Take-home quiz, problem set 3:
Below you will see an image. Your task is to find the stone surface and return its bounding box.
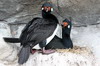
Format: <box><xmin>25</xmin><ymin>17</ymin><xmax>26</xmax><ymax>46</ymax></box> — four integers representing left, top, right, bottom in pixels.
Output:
<box><xmin>0</xmin><ymin>22</ymin><xmax>11</xmax><ymax>37</ymax></box>
<box><xmin>0</xmin><ymin>0</ymin><xmax>100</xmax><ymax>25</ymax></box>
<box><xmin>0</xmin><ymin>37</ymin><xmax>96</xmax><ymax>66</ymax></box>
<box><xmin>51</xmin><ymin>0</ymin><xmax>100</xmax><ymax>25</ymax></box>
<box><xmin>22</xmin><ymin>48</ymin><xmax>95</xmax><ymax>66</ymax></box>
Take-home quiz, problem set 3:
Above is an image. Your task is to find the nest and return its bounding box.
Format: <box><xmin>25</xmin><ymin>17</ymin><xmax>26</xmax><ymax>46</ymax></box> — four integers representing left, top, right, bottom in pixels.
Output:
<box><xmin>56</xmin><ymin>45</ymin><xmax>93</xmax><ymax>55</ymax></box>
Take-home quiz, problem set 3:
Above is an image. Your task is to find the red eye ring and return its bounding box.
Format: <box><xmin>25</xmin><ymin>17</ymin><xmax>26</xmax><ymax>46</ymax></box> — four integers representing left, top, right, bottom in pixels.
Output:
<box><xmin>43</xmin><ymin>6</ymin><xmax>51</xmax><ymax>11</ymax></box>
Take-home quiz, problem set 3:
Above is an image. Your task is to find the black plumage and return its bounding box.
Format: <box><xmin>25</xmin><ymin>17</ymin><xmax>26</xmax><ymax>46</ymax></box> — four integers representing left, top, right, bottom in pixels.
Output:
<box><xmin>62</xmin><ymin>19</ymin><xmax>73</xmax><ymax>49</ymax></box>
<box><xmin>20</xmin><ymin>18</ymin><xmax>58</xmax><ymax>47</ymax></box>
<box><xmin>45</xmin><ymin>19</ymin><xmax>73</xmax><ymax>49</ymax></box>
<box><xmin>3</xmin><ymin>37</ymin><xmax>20</xmax><ymax>43</ymax></box>
<box><xmin>18</xmin><ymin>3</ymin><xmax>58</xmax><ymax>64</ymax></box>
<box><xmin>45</xmin><ymin>36</ymin><xmax>66</xmax><ymax>49</ymax></box>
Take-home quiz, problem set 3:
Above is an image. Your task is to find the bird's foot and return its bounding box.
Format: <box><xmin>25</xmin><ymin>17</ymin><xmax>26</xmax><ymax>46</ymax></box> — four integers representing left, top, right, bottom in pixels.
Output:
<box><xmin>42</xmin><ymin>49</ymin><xmax>56</xmax><ymax>54</ymax></box>
<box><xmin>31</xmin><ymin>49</ymin><xmax>37</xmax><ymax>54</ymax></box>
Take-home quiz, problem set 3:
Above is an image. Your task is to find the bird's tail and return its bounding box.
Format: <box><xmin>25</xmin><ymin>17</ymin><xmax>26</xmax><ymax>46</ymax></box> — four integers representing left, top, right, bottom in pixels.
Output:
<box><xmin>18</xmin><ymin>46</ymin><xmax>30</xmax><ymax>64</ymax></box>
<box><xmin>3</xmin><ymin>37</ymin><xmax>20</xmax><ymax>43</ymax></box>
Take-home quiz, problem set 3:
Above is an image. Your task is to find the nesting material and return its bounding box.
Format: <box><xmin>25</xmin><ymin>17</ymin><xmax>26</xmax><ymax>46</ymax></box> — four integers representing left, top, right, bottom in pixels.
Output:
<box><xmin>56</xmin><ymin>46</ymin><xmax>92</xmax><ymax>54</ymax></box>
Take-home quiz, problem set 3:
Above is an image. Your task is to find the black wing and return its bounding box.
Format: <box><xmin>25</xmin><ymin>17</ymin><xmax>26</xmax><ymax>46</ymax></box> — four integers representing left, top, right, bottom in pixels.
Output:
<box><xmin>20</xmin><ymin>17</ymin><xmax>40</xmax><ymax>45</ymax></box>
<box><xmin>20</xmin><ymin>18</ymin><xmax>57</xmax><ymax>47</ymax></box>
<box><xmin>21</xmin><ymin>17</ymin><xmax>40</xmax><ymax>33</ymax></box>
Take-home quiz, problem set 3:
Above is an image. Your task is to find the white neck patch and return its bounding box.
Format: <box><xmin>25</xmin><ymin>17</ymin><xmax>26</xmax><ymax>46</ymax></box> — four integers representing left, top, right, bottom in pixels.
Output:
<box><xmin>68</xmin><ymin>25</ymin><xmax>70</xmax><ymax>28</ymax></box>
<box><xmin>46</xmin><ymin>24</ymin><xmax>59</xmax><ymax>44</ymax></box>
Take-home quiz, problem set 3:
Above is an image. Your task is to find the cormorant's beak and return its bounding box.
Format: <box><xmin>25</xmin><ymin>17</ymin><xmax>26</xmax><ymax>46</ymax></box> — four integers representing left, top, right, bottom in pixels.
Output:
<box><xmin>46</xmin><ymin>8</ymin><xmax>49</xmax><ymax>12</ymax></box>
<box><xmin>62</xmin><ymin>22</ymin><xmax>68</xmax><ymax>27</ymax></box>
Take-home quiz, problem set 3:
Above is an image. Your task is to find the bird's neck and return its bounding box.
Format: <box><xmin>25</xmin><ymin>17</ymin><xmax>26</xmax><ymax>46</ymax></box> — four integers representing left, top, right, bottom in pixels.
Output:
<box><xmin>62</xmin><ymin>29</ymin><xmax>71</xmax><ymax>38</ymax></box>
<box><xmin>63</xmin><ymin>33</ymin><xmax>70</xmax><ymax>38</ymax></box>
<box><xmin>42</xmin><ymin>11</ymin><xmax>50</xmax><ymax>18</ymax></box>
<box><xmin>42</xmin><ymin>11</ymin><xmax>58</xmax><ymax>23</ymax></box>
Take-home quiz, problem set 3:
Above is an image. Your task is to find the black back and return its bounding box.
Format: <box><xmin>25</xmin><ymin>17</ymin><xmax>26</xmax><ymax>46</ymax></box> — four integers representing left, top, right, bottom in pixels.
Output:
<box><xmin>20</xmin><ymin>13</ymin><xmax>58</xmax><ymax>47</ymax></box>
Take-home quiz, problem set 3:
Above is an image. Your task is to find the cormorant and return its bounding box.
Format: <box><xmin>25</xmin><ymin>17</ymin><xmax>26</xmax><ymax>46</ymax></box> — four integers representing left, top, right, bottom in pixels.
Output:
<box><xmin>45</xmin><ymin>18</ymin><xmax>73</xmax><ymax>49</ymax></box>
<box><xmin>62</xmin><ymin>19</ymin><xmax>73</xmax><ymax>48</ymax></box>
<box><xmin>4</xmin><ymin>2</ymin><xmax>59</xmax><ymax>64</ymax></box>
<box><xmin>19</xmin><ymin>2</ymin><xmax>59</xmax><ymax>64</ymax></box>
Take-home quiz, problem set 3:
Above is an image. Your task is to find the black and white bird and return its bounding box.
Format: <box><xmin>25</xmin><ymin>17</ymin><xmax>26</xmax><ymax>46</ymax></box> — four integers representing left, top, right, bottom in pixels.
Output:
<box><xmin>18</xmin><ymin>2</ymin><xmax>60</xmax><ymax>64</ymax></box>
<box><xmin>45</xmin><ymin>18</ymin><xmax>73</xmax><ymax>49</ymax></box>
<box><xmin>4</xmin><ymin>2</ymin><xmax>59</xmax><ymax>64</ymax></box>
<box><xmin>62</xmin><ymin>19</ymin><xmax>73</xmax><ymax>48</ymax></box>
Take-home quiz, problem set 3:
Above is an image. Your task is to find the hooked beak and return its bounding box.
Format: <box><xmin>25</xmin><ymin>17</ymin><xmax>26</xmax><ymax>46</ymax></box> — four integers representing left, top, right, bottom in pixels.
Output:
<box><xmin>62</xmin><ymin>22</ymin><xmax>68</xmax><ymax>27</ymax></box>
<box><xmin>46</xmin><ymin>8</ymin><xmax>49</xmax><ymax>12</ymax></box>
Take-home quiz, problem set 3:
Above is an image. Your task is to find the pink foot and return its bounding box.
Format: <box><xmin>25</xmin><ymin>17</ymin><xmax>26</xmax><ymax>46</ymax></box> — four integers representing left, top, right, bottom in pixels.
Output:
<box><xmin>42</xmin><ymin>49</ymin><xmax>56</xmax><ymax>54</ymax></box>
<box><xmin>31</xmin><ymin>49</ymin><xmax>37</xmax><ymax>54</ymax></box>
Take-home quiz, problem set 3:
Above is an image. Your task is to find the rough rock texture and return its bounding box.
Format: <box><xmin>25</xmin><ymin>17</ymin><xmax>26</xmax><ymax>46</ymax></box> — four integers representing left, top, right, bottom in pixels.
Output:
<box><xmin>22</xmin><ymin>48</ymin><xmax>95</xmax><ymax>66</ymax></box>
<box><xmin>0</xmin><ymin>0</ymin><xmax>100</xmax><ymax>66</ymax></box>
<box><xmin>71</xmin><ymin>24</ymin><xmax>100</xmax><ymax>66</ymax></box>
<box><xmin>0</xmin><ymin>0</ymin><xmax>100</xmax><ymax>25</ymax></box>
<box><xmin>51</xmin><ymin>0</ymin><xmax>100</xmax><ymax>25</ymax></box>
<box><xmin>0</xmin><ymin>37</ymin><xmax>96</xmax><ymax>66</ymax></box>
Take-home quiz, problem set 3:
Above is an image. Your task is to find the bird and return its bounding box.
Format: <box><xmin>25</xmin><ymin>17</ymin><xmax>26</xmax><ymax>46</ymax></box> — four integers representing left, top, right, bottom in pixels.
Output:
<box><xmin>4</xmin><ymin>2</ymin><xmax>59</xmax><ymax>64</ymax></box>
<box><xmin>61</xmin><ymin>19</ymin><xmax>73</xmax><ymax>49</ymax></box>
<box><xmin>45</xmin><ymin>18</ymin><xmax>73</xmax><ymax>49</ymax></box>
<box><xmin>4</xmin><ymin>18</ymin><xmax>73</xmax><ymax>50</ymax></box>
<box><xmin>18</xmin><ymin>2</ymin><xmax>59</xmax><ymax>64</ymax></box>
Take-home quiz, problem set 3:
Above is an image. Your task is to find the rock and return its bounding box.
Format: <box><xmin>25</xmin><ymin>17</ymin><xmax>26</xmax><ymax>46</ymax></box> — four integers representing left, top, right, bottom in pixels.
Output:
<box><xmin>0</xmin><ymin>0</ymin><xmax>100</xmax><ymax>25</ymax></box>
<box><xmin>24</xmin><ymin>52</ymin><xmax>94</xmax><ymax>66</ymax></box>
<box><xmin>0</xmin><ymin>38</ymin><xmax>96</xmax><ymax>66</ymax></box>
<box><xmin>51</xmin><ymin>0</ymin><xmax>100</xmax><ymax>25</ymax></box>
<box><xmin>0</xmin><ymin>22</ymin><xmax>11</xmax><ymax>37</ymax></box>
<box><xmin>0</xmin><ymin>35</ymin><xmax>18</xmax><ymax>66</ymax></box>
<box><xmin>71</xmin><ymin>24</ymin><xmax>100</xmax><ymax>65</ymax></box>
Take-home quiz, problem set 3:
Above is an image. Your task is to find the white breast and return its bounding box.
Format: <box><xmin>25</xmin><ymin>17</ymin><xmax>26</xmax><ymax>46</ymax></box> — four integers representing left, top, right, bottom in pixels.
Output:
<box><xmin>46</xmin><ymin>24</ymin><xmax>59</xmax><ymax>44</ymax></box>
<box><xmin>33</xmin><ymin>24</ymin><xmax>61</xmax><ymax>49</ymax></box>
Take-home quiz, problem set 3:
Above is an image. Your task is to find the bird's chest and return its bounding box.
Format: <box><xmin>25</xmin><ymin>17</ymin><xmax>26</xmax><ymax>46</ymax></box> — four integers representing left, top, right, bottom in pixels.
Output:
<box><xmin>46</xmin><ymin>24</ymin><xmax>59</xmax><ymax>44</ymax></box>
<box><xmin>33</xmin><ymin>24</ymin><xmax>60</xmax><ymax>49</ymax></box>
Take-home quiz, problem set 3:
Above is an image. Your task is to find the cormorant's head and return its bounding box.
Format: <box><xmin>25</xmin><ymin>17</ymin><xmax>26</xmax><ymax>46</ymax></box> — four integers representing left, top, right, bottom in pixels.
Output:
<box><xmin>62</xmin><ymin>19</ymin><xmax>72</xmax><ymax>28</ymax></box>
<box><xmin>41</xmin><ymin>2</ymin><xmax>53</xmax><ymax>12</ymax></box>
